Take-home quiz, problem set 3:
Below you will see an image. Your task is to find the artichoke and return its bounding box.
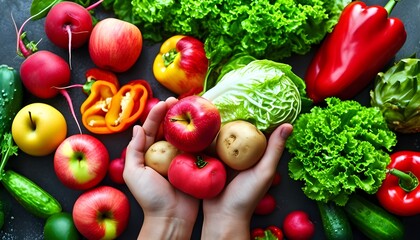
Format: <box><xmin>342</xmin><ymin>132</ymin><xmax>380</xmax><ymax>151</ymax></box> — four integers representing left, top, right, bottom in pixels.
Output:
<box><xmin>370</xmin><ymin>57</ymin><xmax>420</xmax><ymax>133</ymax></box>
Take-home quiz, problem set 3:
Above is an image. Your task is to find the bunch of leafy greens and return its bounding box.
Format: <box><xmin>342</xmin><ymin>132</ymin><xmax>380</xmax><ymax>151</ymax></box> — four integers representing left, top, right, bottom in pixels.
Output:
<box><xmin>286</xmin><ymin>98</ymin><xmax>397</xmax><ymax>206</ymax></box>
<box><xmin>201</xmin><ymin>57</ymin><xmax>311</xmax><ymax>133</ymax></box>
<box><xmin>101</xmin><ymin>0</ymin><xmax>351</xmax><ymax>67</ymax></box>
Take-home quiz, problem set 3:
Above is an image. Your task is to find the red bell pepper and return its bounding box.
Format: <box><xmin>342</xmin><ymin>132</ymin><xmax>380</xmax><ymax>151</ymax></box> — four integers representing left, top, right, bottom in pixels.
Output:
<box><xmin>251</xmin><ymin>226</ymin><xmax>284</xmax><ymax>240</ymax></box>
<box><xmin>376</xmin><ymin>151</ymin><xmax>420</xmax><ymax>216</ymax></box>
<box><xmin>305</xmin><ymin>0</ymin><xmax>406</xmax><ymax>103</ymax></box>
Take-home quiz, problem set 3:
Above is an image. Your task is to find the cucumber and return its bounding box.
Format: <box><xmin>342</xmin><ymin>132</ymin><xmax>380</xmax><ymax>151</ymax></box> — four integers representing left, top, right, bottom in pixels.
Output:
<box><xmin>344</xmin><ymin>194</ymin><xmax>404</xmax><ymax>240</ymax></box>
<box><xmin>1</xmin><ymin>170</ymin><xmax>62</xmax><ymax>219</ymax></box>
<box><xmin>0</xmin><ymin>65</ymin><xmax>23</xmax><ymax>136</ymax></box>
<box><xmin>317</xmin><ymin>201</ymin><xmax>353</xmax><ymax>240</ymax></box>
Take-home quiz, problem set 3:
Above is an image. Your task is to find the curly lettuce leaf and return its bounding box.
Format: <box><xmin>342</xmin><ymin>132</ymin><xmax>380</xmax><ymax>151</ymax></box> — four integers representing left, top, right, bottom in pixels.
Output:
<box><xmin>128</xmin><ymin>0</ymin><xmax>351</xmax><ymax>64</ymax></box>
<box><xmin>286</xmin><ymin>98</ymin><xmax>397</xmax><ymax>206</ymax></box>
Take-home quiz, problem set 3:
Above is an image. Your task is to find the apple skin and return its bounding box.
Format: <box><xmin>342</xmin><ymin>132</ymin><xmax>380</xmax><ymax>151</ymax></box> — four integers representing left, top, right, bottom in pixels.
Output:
<box><xmin>72</xmin><ymin>186</ymin><xmax>130</xmax><ymax>240</ymax></box>
<box><xmin>54</xmin><ymin>134</ymin><xmax>109</xmax><ymax>190</ymax></box>
<box><xmin>163</xmin><ymin>95</ymin><xmax>221</xmax><ymax>153</ymax></box>
<box><xmin>89</xmin><ymin>18</ymin><xmax>142</xmax><ymax>72</ymax></box>
<box><xmin>11</xmin><ymin>103</ymin><xmax>67</xmax><ymax>156</ymax></box>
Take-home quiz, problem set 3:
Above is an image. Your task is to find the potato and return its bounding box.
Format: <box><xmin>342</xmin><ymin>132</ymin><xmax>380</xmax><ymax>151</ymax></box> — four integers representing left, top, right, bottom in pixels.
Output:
<box><xmin>145</xmin><ymin>140</ymin><xmax>181</xmax><ymax>176</ymax></box>
<box><xmin>216</xmin><ymin>120</ymin><xmax>267</xmax><ymax>170</ymax></box>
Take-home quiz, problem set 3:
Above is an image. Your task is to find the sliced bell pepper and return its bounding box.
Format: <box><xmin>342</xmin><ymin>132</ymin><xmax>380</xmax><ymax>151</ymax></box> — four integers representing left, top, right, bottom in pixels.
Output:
<box><xmin>83</xmin><ymin>68</ymin><xmax>119</xmax><ymax>95</ymax></box>
<box><xmin>80</xmin><ymin>80</ymin><xmax>149</xmax><ymax>134</ymax></box>
<box><xmin>305</xmin><ymin>0</ymin><xmax>406</xmax><ymax>103</ymax></box>
<box><xmin>153</xmin><ymin>35</ymin><xmax>208</xmax><ymax>96</ymax></box>
<box><xmin>376</xmin><ymin>151</ymin><xmax>420</xmax><ymax>216</ymax></box>
<box><xmin>251</xmin><ymin>226</ymin><xmax>283</xmax><ymax>240</ymax></box>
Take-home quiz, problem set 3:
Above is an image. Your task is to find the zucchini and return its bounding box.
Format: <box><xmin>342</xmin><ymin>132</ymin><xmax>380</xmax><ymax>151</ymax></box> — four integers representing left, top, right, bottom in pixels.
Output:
<box><xmin>1</xmin><ymin>170</ymin><xmax>62</xmax><ymax>219</ymax></box>
<box><xmin>317</xmin><ymin>201</ymin><xmax>352</xmax><ymax>240</ymax></box>
<box><xmin>0</xmin><ymin>65</ymin><xmax>23</xmax><ymax>136</ymax></box>
<box><xmin>344</xmin><ymin>194</ymin><xmax>404</xmax><ymax>240</ymax></box>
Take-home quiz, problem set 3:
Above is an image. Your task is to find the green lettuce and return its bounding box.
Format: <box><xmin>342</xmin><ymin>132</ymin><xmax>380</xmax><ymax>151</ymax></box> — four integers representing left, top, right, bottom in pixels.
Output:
<box><xmin>126</xmin><ymin>0</ymin><xmax>351</xmax><ymax>66</ymax></box>
<box><xmin>286</xmin><ymin>98</ymin><xmax>397</xmax><ymax>206</ymax></box>
<box><xmin>201</xmin><ymin>59</ymin><xmax>311</xmax><ymax>133</ymax></box>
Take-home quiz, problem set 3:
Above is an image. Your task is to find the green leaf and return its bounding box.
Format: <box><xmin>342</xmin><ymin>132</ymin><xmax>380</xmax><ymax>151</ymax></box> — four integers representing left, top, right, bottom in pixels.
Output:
<box><xmin>30</xmin><ymin>0</ymin><xmax>61</xmax><ymax>20</ymax></box>
<box><xmin>0</xmin><ymin>133</ymin><xmax>18</xmax><ymax>176</ymax></box>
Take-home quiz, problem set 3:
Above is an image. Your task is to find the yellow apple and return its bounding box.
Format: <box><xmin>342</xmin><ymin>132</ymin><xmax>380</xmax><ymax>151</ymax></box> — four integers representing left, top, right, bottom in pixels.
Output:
<box><xmin>12</xmin><ymin>103</ymin><xmax>67</xmax><ymax>156</ymax></box>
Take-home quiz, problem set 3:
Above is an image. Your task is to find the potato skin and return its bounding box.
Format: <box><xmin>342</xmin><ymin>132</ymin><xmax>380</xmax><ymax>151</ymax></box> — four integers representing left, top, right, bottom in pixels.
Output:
<box><xmin>145</xmin><ymin>140</ymin><xmax>181</xmax><ymax>176</ymax></box>
<box><xmin>216</xmin><ymin>120</ymin><xmax>267</xmax><ymax>170</ymax></box>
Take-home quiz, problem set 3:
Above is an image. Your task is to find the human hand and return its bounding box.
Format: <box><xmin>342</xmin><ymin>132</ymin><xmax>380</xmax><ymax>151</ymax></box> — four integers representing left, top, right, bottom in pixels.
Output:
<box><xmin>124</xmin><ymin>97</ymin><xmax>199</xmax><ymax>240</ymax></box>
<box><xmin>200</xmin><ymin>123</ymin><xmax>293</xmax><ymax>240</ymax></box>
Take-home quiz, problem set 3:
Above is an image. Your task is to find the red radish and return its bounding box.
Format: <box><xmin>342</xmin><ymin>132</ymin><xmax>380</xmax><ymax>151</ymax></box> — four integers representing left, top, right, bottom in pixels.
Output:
<box><xmin>45</xmin><ymin>2</ymin><xmax>93</xmax><ymax>49</ymax></box>
<box><xmin>44</xmin><ymin>0</ymin><xmax>103</xmax><ymax>68</ymax></box>
<box><xmin>108</xmin><ymin>148</ymin><xmax>127</xmax><ymax>184</ymax></box>
<box><xmin>13</xmin><ymin>14</ymin><xmax>81</xmax><ymax>134</ymax></box>
<box><xmin>283</xmin><ymin>210</ymin><xmax>315</xmax><ymax>240</ymax></box>
<box><xmin>271</xmin><ymin>171</ymin><xmax>281</xmax><ymax>187</ymax></box>
<box><xmin>254</xmin><ymin>193</ymin><xmax>277</xmax><ymax>215</ymax></box>
<box><xmin>20</xmin><ymin>50</ymin><xmax>70</xmax><ymax>98</ymax></box>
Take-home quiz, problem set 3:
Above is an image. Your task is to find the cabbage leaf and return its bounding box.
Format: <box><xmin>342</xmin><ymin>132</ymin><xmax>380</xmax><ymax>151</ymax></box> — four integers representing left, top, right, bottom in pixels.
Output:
<box><xmin>202</xmin><ymin>59</ymin><xmax>310</xmax><ymax>133</ymax></box>
<box><xmin>286</xmin><ymin>98</ymin><xmax>397</xmax><ymax>206</ymax></box>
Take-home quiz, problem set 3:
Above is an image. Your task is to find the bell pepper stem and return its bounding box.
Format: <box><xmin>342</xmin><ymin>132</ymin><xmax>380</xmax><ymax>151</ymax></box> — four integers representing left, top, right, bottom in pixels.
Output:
<box><xmin>163</xmin><ymin>49</ymin><xmax>178</xmax><ymax>67</ymax></box>
<box><xmin>384</xmin><ymin>0</ymin><xmax>400</xmax><ymax>15</ymax></box>
<box><xmin>388</xmin><ymin>168</ymin><xmax>419</xmax><ymax>192</ymax></box>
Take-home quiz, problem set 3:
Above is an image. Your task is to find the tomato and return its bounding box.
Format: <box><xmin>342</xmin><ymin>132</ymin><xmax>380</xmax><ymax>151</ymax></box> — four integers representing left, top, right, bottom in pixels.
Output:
<box><xmin>168</xmin><ymin>153</ymin><xmax>226</xmax><ymax>199</ymax></box>
<box><xmin>44</xmin><ymin>212</ymin><xmax>80</xmax><ymax>240</ymax></box>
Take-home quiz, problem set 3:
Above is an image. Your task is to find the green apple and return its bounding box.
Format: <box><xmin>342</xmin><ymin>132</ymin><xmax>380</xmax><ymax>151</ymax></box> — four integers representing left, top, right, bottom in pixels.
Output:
<box><xmin>12</xmin><ymin>103</ymin><xmax>67</xmax><ymax>156</ymax></box>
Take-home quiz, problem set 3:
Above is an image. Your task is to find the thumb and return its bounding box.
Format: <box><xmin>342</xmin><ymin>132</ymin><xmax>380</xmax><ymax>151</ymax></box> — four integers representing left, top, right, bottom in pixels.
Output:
<box><xmin>255</xmin><ymin>123</ymin><xmax>293</xmax><ymax>174</ymax></box>
<box><xmin>125</xmin><ymin>125</ymin><xmax>147</xmax><ymax>171</ymax></box>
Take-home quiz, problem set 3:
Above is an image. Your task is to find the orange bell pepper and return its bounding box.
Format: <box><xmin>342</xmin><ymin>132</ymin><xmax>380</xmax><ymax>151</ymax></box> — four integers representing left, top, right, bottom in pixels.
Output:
<box><xmin>80</xmin><ymin>80</ymin><xmax>149</xmax><ymax>134</ymax></box>
<box><xmin>83</xmin><ymin>68</ymin><xmax>120</xmax><ymax>95</ymax></box>
<box><xmin>153</xmin><ymin>35</ymin><xmax>208</xmax><ymax>95</ymax></box>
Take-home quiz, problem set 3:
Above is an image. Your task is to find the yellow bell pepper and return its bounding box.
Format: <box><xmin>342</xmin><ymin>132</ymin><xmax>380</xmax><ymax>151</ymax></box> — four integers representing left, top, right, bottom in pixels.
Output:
<box><xmin>153</xmin><ymin>35</ymin><xmax>209</xmax><ymax>95</ymax></box>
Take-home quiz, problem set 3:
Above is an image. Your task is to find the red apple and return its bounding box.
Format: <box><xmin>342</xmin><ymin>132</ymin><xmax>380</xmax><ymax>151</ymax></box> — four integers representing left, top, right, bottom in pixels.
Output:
<box><xmin>89</xmin><ymin>18</ymin><xmax>143</xmax><ymax>72</ymax></box>
<box><xmin>163</xmin><ymin>95</ymin><xmax>221</xmax><ymax>153</ymax></box>
<box><xmin>54</xmin><ymin>134</ymin><xmax>109</xmax><ymax>190</ymax></box>
<box><xmin>72</xmin><ymin>186</ymin><xmax>130</xmax><ymax>240</ymax></box>
<box><xmin>283</xmin><ymin>210</ymin><xmax>315</xmax><ymax>240</ymax></box>
<box><xmin>108</xmin><ymin>148</ymin><xmax>126</xmax><ymax>184</ymax></box>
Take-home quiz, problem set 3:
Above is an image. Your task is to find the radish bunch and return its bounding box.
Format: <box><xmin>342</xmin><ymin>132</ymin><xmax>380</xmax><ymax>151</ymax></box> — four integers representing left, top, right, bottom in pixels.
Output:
<box><xmin>14</xmin><ymin>1</ymin><xmax>103</xmax><ymax>134</ymax></box>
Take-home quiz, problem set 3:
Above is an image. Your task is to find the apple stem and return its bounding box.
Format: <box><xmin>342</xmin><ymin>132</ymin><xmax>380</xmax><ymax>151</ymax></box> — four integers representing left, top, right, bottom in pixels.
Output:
<box><xmin>28</xmin><ymin>111</ymin><xmax>36</xmax><ymax>130</ymax></box>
